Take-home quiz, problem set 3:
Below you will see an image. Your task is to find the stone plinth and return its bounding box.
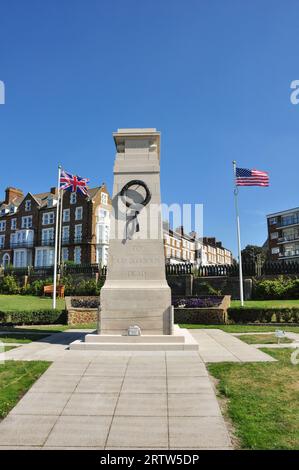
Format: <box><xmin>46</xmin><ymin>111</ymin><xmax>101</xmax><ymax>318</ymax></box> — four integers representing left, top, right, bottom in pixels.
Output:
<box><xmin>99</xmin><ymin>128</ymin><xmax>172</xmax><ymax>336</ymax></box>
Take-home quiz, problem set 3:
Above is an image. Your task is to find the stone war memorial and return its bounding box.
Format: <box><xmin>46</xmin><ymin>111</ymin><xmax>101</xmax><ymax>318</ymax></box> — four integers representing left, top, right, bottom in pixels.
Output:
<box><xmin>71</xmin><ymin>128</ymin><xmax>197</xmax><ymax>350</ymax></box>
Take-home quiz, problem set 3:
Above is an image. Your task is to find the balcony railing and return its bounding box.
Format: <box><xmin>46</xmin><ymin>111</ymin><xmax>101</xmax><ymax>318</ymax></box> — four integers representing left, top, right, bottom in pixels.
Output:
<box><xmin>40</xmin><ymin>238</ymin><xmax>55</xmax><ymax>247</ymax></box>
<box><xmin>10</xmin><ymin>241</ymin><xmax>34</xmax><ymax>249</ymax></box>
<box><xmin>277</xmin><ymin>234</ymin><xmax>299</xmax><ymax>243</ymax></box>
<box><xmin>278</xmin><ymin>217</ymin><xmax>299</xmax><ymax>228</ymax></box>
<box><xmin>279</xmin><ymin>249</ymin><xmax>299</xmax><ymax>258</ymax></box>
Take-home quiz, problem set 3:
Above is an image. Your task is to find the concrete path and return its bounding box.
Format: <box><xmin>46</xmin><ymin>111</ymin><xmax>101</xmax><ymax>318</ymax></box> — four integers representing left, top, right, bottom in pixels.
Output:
<box><xmin>189</xmin><ymin>329</ymin><xmax>277</xmax><ymax>362</ymax></box>
<box><xmin>0</xmin><ymin>350</ymin><xmax>232</xmax><ymax>450</ymax></box>
<box><xmin>0</xmin><ymin>328</ymin><xmax>277</xmax><ymax>449</ymax></box>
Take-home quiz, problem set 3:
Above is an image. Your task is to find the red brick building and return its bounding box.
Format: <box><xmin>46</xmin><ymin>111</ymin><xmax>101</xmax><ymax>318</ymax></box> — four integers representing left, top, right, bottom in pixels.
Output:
<box><xmin>0</xmin><ymin>185</ymin><xmax>111</xmax><ymax>268</ymax></box>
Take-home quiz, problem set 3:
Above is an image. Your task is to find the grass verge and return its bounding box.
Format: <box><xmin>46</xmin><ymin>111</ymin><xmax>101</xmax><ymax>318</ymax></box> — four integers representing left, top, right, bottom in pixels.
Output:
<box><xmin>238</xmin><ymin>334</ymin><xmax>293</xmax><ymax>345</ymax></box>
<box><xmin>0</xmin><ymin>360</ymin><xmax>50</xmax><ymax>420</ymax></box>
<box><xmin>0</xmin><ymin>295</ymin><xmax>65</xmax><ymax>311</ymax></box>
<box><xmin>180</xmin><ymin>324</ymin><xmax>299</xmax><ymax>333</ymax></box>
<box><xmin>231</xmin><ymin>299</ymin><xmax>299</xmax><ymax>309</ymax></box>
<box><xmin>208</xmin><ymin>348</ymin><xmax>299</xmax><ymax>449</ymax></box>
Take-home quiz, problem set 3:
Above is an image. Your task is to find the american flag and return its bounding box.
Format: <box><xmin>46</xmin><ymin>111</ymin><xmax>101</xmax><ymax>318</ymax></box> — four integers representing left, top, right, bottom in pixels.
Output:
<box><xmin>60</xmin><ymin>169</ymin><xmax>89</xmax><ymax>196</ymax></box>
<box><xmin>235</xmin><ymin>168</ymin><xmax>269</xmax><ymax>187</ymax></box>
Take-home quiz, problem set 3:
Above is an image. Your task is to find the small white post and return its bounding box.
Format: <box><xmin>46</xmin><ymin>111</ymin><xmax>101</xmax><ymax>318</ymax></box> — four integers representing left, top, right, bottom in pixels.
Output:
<box><xmin>233</xmin><ymin>161</ymin><xmax>244</xmax><ymax>306</ymax></box>
<box><xmin>53</xmin><ymin>165</ymin><xmax>61</xmax><ymax>309</ymax></box>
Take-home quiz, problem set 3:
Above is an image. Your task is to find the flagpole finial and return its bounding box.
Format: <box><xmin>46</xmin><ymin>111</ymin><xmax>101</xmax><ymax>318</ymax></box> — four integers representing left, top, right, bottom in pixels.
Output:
<box><xmin>58</xmin><ymin>164</ymin><xmax>62</xmax><ymax>169</ymax></box>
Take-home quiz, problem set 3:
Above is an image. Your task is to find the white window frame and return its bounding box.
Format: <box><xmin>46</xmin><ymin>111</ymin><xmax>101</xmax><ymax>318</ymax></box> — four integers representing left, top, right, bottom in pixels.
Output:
<box><xmin>75</xmin><ymin>224</ymin><xmax>82</xmax><ymax>241</ymax></box>
<box><xmin>0</xmin><ymin>234</ymin><xmax>5</xmax><ymax>248</ymax></box>
<box><xmin>75</xmin><ymin>206</ymin><xmax>83</xmax><ymax>220</ymax></box>
<box><xmin>42</xmin><ymin>211</ymin><xmax>54</xmax><ymax>225</ymax></box>
<box><xmin>62</xmin><ymin>247</ymin><xmax>69</xmax><ymax>262</ymax></box>
<box><xmin>74</xmin><ymin>246</ymin><xmax>81</xmax><ymax>264</ymax></box>
<box><xmin>42</xmin><ymin>228</ymin><xmax>54</xmax><ymax>244</ymax></box>
<box><xmin>70</xmin><ymin>192</ymin><xmax>77</xmax><ymax>204</ymax></box>
<box><xmin>63</xmin><ymin>209</ymin><xmax>70</xmax><ymax>222</ymax></box>
<box><xmin>270</xmin><ymin>232</ymin><xmax>279</xmax><ymax>240</ymax></box>
<box><xmin>11</xmin><ymin>218</ymin><xmax>17</xmax><ymax>230</ymax></box>
<box><xmin>62</xmin><ymin>225</ymin><xmax>70</xmax><ymax>242</ymax></box>
<box><xmin>21</xmin><ymin>216</ymin><xmax>32</xmax><ymax>229</ymax></box>
<box><xmin>269</xmin><ymin>217</ymin><xmax>277</xmax><ymax>225</ymax></box>
<box><xmin>0</xmin><ymin>220</ymin><xmax>6</xmax><ymax>231</ymax></box>
<box><xmin>271</xmin><ymin>247</ymin><xmax>280</xmax><ymax>254</ymax></box>
<box><xmin>25</xmin><ymin>200</ymin><xmax>31</xmax><ymax>211</ymax></box>
<box><xmin>101</xmin><ymin>193</ymin><xmax>108</xmax><ymax>205</ymax></box>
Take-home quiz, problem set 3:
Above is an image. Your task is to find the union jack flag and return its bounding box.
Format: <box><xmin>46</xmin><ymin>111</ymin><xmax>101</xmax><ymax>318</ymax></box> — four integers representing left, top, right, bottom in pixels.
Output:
<box><xmin>60</xmin><ymin>169</ymin><xmax>89</xmax><ymax>196</ymax></box>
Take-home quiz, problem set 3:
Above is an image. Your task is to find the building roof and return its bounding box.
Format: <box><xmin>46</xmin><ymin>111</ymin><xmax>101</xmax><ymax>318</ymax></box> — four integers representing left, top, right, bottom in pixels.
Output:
<box><xmin>0</xmin><ymin>184</ymin><xmax>106</xmax><ymax>215</ymax></box>
<box><xmin>267</xmin><ymin>207</ymin><xmax>299</xmax><ymax>218</ymax></box>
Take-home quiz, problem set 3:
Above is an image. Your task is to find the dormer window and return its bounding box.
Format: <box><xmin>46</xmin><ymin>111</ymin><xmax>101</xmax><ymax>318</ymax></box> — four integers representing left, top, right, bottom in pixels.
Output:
<box><xmin>25</xmin><ymin>200</ymin><xmax>31</xmax><ymax>211</ymax></box>
<box><xmin>1</xmin><ymin>208</ymin><xmax>7</xmax><ymax>216</ymax></box>
<box><xmin>101</xmin><ymin>193</ymin><xmax>108</xmax><ymax>205</ymax></box>
<box><xmin>70</xmin><ymin>193</ymin><xmax>77</xmax><ymax>204</ymax></box>
<box><xmin>9</xmin><ymin>204</ymin><xmax>16</xmax><ymax>214</ymax></box>
<box><xmin>47</xmin><ymin>196</ymin><xmax>53</xmax><ymax>208</ymax></box>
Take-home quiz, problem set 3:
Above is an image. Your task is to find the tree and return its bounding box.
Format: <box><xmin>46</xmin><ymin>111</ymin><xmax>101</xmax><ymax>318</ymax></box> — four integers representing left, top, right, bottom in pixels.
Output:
<box><xmin>241</xmin><ymin>245</ymin><xmax>268</xmax><ymax>264</ymax></box>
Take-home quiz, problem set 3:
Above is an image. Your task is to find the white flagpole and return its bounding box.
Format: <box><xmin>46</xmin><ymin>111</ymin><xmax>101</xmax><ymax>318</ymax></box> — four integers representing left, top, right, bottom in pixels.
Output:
<box><xmin>233</xmin><ymin>160</ymin><xmax>244</xmax><ymax>306</ymax></box>
<box><xmin>58</xmin><ymin>189</ymin><xmax>64</xmax><ymax>267</ymax></box>
<box><xmin>53</xmin><ymin>165</ymin><xmax>61</xmax><ymax>309</ymax></box>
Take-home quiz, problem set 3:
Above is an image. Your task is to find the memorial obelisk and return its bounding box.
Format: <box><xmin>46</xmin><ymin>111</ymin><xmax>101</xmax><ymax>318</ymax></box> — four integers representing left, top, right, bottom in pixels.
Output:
<box><xmin>100</xmin><ymin>128</ymin><xmax>172</xmax><ymax>335</ymax></box>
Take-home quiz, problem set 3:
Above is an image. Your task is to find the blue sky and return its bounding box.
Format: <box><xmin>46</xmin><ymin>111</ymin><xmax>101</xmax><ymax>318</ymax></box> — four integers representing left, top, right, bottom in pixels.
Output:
<box><xmin>0</xmin><ymin>0</ymin><xmax>298</xmax><ymax>256</ymax></box>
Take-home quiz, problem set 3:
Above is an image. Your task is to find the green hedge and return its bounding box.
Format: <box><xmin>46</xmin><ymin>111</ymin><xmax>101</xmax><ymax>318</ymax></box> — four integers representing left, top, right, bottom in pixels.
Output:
<box><xmin>174</xmin><ymin>307</ymin><xmax>227</xmax><ymax>324</ymax></box>
<box><xmin>228</xmin><ymin>307</ymin><xmax>299</xmax><ymax>324</ymax></box>
<box><xmin>253</xmin><ymin>277</ymin><xmax>299</xmax><ymax>300</ymax></box>
<box><xmin>0</xmin><ymin>275</ymin><xmax>105</xmax><ymax>296</ymax></box>
<box><xmin>0</xmin><ymin>309</ymin><xmax>67</xmax><ymax>325</ymax></box>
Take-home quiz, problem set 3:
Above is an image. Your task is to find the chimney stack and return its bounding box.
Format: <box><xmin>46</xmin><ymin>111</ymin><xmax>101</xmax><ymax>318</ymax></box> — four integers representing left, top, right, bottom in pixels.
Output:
<box><xmin>5</xmin><ymin>187</ymin><xmax>23</xmax><ymax>204</ymax></box>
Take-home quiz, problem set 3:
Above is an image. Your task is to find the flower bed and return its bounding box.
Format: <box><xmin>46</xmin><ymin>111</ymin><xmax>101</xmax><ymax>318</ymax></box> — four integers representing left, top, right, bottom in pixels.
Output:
<box><xmin>172</xmin><ymin>295</ymin><xmax>222</xmax><ymax>309</ymax></box>
<box><xmin>173</xmin><ymin>295</ymin><xmax>231</xmax><ymax>324</ymax></box>
<box><xmin>66</xmin><ymin>296</ymin><xmax>99</xmax><ymax>325</ymax></box>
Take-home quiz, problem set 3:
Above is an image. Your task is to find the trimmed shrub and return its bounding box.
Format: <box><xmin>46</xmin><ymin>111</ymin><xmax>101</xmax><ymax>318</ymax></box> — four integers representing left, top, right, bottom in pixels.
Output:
<box><xmin>174</xmin><ymin>308</ymin><xmax>227</xmax><ymax>324</ymax></box>
<box><xmin>0</xmin><ymin>275</ymin><xmax>20</xmax><ymax>294</ymax></box>
<box><xmin>228</xmin><ymin>307</ymin><xmax>299</xmax><ymax>324</ymax></box>
<box><xmin>253</xmin><ymin>276</ymin><xmax>299</xmax><ymax>300</ymax></box>
<box><xmin>0</xmin><ymin>309</ymin><xmax>67</xmax><ymax>325</ymax></box>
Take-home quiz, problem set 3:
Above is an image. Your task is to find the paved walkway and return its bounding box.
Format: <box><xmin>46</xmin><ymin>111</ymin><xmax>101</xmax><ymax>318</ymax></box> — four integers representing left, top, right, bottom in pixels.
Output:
<box><xmin>0</xmin><ymin>328</ymin><xmax>276</xmax><ymax>449</ymax></box>
<box><xmin>189</xmin><ymin>329</ymin><xmax>277</xmax><ymax>362</ymax></box>
<box><xmin>0</xmin><ymin>350</ymin><xmax>233</xmax><ymax>449</ymax></box>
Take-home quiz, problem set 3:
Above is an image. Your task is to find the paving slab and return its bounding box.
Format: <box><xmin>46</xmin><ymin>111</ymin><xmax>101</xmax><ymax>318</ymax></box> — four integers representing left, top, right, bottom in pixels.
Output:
<box><xmin>44</xmin><ymin>415</ymin><xmax>112</xmax><ymax>448</ymax></box>
<box><xmin>169</xmin><ymin>416</ymin><xmax>232</xmax><ymax>449</ymax></box>
<box><xmin>75</xmin><ymin>375</ymin><xmax>123</xmax><ymax>394</ymax></box>
<box><xmin>10</xmin><ymin>392</ymin><xmax>70</xmax><ymax>415</ymax></box>
<box><xmin>115</xmin><ymin>393</ymin><xmax>167</xmax><ymax>417</ymax></box>
<box><xmin>0</xmin><ymin>415</ymin><xmax>57</xmax><ymax>446</ymax></box>
<box><xmin>62</xmin><ymin>393</ymin><xmax>118</xmax><ymax>416</ymax></box>
<box><xmin>107</xmin><ymin>416</ymin><xmax>168</xmax><ymax>448</ymax></box>
<box><xmin>168</xmin><ymin>393</ymin><xmax>222</xmax><ymax>417</ymax></box>
<box><xmin>190</xmin><ymin>329</ymin><xmax>277</xmax><ymax>362</ymax></box>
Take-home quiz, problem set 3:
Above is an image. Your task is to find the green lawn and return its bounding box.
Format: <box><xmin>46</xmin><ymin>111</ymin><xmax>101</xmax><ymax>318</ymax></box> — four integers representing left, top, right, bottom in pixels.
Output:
<box><xmin>238</xmin><ymin>333</ymin><xmax>293</xmax><ymax>345</ymax></box>
<box><xmin>231</xmin><ymin>299</ymin><xmax>299</xmax><ymax>309</ymax></box>
<box><xmin>3</xmin><ymin>345</ymin><xmax>18</xmax><ymax>352</ymax></box>
<box><xmin>208</xmin><ymin>349</ymin><xmax>299</xmax><ymax>449</ymax></box>
<box><xmin>180</xmin><ymin>324</ymin><xmax>299</xmax><ymax>333</ymax></box>
<box><xmin>0</xmin><ymin>360</ymin><xmax>50</xmax><ymax>420</ymax></box>
<box><xmin>2</xmin><ymin>323</ymin><xmax>97</xmax><ymax>332</ymax></box>
<box><xmin>0</xmin><ymin>333</ymin><xmax>51</xmax><ymax>343</ymax></box>
<box><xmin>0</xmin><ymin>295</ymin><xmax>65</xmax><ymax>311</ymax></box>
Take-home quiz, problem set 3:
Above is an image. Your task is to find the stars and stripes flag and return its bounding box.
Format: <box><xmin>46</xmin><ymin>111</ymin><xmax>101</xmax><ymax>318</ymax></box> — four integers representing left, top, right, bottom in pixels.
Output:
<box><xmin>235</xmin><ymin>168</ymin><xmax>269</xmax><ymax>187</ymax></box>
<box><xmin>59</xmin><ymin>169</ymin><xmax>90</xmax><ymax>196</ymax></box>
